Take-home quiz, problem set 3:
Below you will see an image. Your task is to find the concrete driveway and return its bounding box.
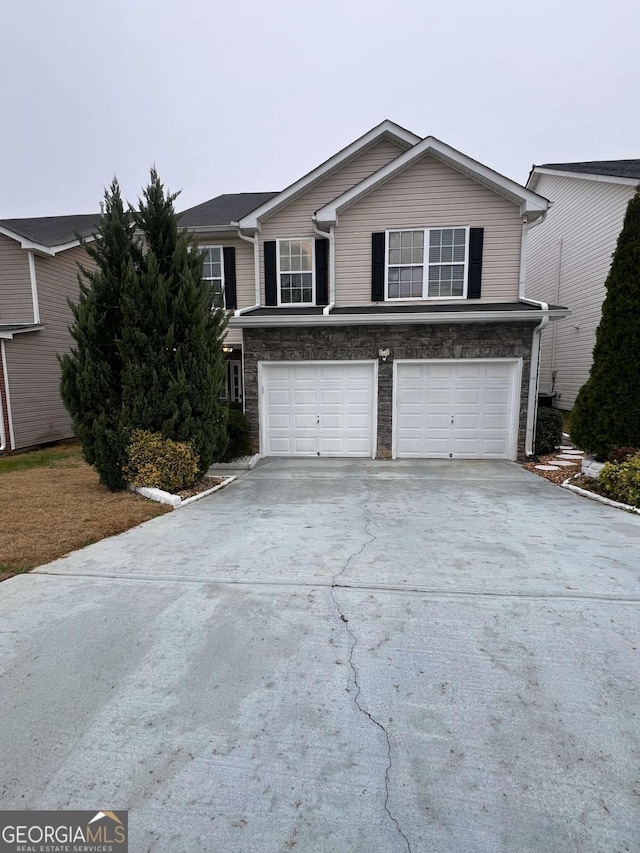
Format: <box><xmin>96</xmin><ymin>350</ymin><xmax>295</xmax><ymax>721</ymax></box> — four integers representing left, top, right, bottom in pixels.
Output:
<box><xmin>1</xmin><ymin>459</ymin><xmax>639</xmax><ymax>852</ymax></box>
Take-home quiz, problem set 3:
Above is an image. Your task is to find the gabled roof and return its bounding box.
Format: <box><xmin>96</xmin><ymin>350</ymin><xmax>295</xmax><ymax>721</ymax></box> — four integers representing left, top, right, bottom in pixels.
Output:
<box><xmin>178</xmin><ymin>192</ymin><xmax>279</xmax><ymax>230</ymax></box>
<box><xmin>237</xmin><ymin>120</ymin><xmax>421</xmax><ymax>231</ymax></box>
<box><xmin>0</xmin><ymin>213</ymin><xmax>100</xmax><ymax>253</ymax></box>
<box><xmin>315</xmin><ymin>136</ymin><xmax>549</xmax><ymax>227</ymax></box>
<box><xmin>528</xmin><ymin>160</ymin><xmax>640</xmax><ymax>191</ymax></box>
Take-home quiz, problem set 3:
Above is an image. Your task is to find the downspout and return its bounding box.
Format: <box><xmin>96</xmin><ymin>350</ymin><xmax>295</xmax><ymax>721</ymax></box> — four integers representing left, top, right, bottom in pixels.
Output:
<box><xmin>234</xmin><ymin>225</ymin><xmax>261</xmax><ymax>314</ymax></box>
<box><xmin>312</xmin><ymin>219</ymin><xmax>335</xmax><ymax>315</ymax></box>
<box><xmin>519</xmin><ymin>212</ymin><xmax>549</xmax><ymax>456</ymax></box>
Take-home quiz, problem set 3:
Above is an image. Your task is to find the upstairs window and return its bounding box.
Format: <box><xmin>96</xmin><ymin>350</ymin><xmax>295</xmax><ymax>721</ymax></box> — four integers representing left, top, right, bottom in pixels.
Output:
<box><xmin>201</xmin><ymin>246</ymin><xmax>225</xmax><ymax>308</ymax></box>
<box><xmin>278</xmin><ymin>239</ymin><xmax>314</xmax><ymax>305</ymax></box>
<box><xmin>386</xmin><ymin>227</ymin><xmax>468</xmax><ymax>300</ymax></box>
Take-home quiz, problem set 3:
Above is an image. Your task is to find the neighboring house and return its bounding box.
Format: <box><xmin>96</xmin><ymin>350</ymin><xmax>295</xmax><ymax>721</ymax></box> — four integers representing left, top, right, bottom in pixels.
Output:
<box><xmin>180</xmin><ymin>120</ymin><xmax>568</xmax><ymax>460</ymax></box>
<box><xmin>0</xmin><ymin>215</ymin><xmax>99</xmax><ymax>452</ymax></box>
<box><xmin>525</xmin><ymin>160</ymin><xmax>640</xmax><ymax>410</ymax></box>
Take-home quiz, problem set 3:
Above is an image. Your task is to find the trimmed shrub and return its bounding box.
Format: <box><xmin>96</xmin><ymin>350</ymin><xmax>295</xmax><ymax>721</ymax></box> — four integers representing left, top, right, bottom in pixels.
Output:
<box><xmin>124</xmin><ymin>430</ymin><xmax>199</xmax><ymax>493</ymax></box>
<box><xmin>535</xmin><ymin>407</ymin><xmax>563</xmax><ymax>454</ymax></box>
<box><xmin>608</xmin><ymin>446</ymin><xmax>640</xmax><ymax>464</ymax></box>
<box><xmin>595</xmin><ymin>455</ymin><xmax>640</xmax><ymax>507</ymax></box>
<box><xmin>223</xmin><ymin>409</ymin><xmax>252</xmax><ymax>462</ymax></box>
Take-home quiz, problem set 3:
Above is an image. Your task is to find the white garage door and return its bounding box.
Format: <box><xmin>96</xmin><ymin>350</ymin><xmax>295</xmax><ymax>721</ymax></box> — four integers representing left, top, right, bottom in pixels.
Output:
<box><xmin>261</xmin><ymin>361</ymin><xmax>376</xmax><ymax>457</ymax></box>
<box><xmin>394</xmin><ymin>359</ymin><xmax>521</xmax><ymax>460</ymax></box>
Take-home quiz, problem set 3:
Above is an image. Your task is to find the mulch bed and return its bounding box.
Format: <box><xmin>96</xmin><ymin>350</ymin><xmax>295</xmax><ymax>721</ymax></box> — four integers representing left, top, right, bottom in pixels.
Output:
<box><xmin>175</xmin><ymin>477</ymin><xmax>224</xmax><ymax>500</ymax></box>
<box><xmin>523</xmin><ymin>451</ymin><xmax>583</xmax><ymax>484</ymax></box>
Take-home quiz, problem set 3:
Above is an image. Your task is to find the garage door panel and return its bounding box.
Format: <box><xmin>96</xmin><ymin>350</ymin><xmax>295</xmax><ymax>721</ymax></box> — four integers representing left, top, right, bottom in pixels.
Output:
<box><xmin>262</xmin><ymin>362</ymin><xmax>375</xmax><ymax>457</ymax></box>
<box><xmin>395</xmin><ymin>360</ymin><xmax>519</xmax><ymax>460</ymax></box>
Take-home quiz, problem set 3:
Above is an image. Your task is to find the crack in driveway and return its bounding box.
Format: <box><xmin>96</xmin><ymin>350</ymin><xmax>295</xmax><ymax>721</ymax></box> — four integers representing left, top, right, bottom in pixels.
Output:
<box><xmin>329</xmin><ymin>495</ymin><xmax>412</xmax><ymax>853</ymax></box>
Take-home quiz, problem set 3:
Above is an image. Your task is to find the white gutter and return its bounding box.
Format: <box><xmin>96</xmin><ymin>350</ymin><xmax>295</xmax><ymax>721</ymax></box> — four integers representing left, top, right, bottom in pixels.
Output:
<box><xmin>234</xmin><ymin>224</ymin><xmax>261</xmax><ymax>307</ymax></box>
<box><xmin>230</xmin><ymin>307</ymin><xmax>568</xmax><ymax>329</ymax></box>
<box><xmin>28</xmin><ymin>251</ymin><xmax>41</xmax><ymax>324</ymax></box>
<box><xmin>1</xmin><ymin>340</ymin><xmax>15</xmax><ymax>451</ymax></box>
<box><xmin>312</xmin><ymin>219</ymin><xmax>335</xmax><ymax>315</ymax></box>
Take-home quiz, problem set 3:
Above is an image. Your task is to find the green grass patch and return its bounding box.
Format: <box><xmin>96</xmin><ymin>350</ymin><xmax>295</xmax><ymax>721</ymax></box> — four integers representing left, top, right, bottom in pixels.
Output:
<box><xmin>0</xmin><ymin>443</ymin><xmax>82</xmax><ymax>474</ymax></box>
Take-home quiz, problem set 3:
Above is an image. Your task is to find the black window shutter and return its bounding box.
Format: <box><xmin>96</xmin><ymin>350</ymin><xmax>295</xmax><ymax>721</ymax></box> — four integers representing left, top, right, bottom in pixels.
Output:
<box><xmin>467</xmin><ymin>228</ymin><xmax>484</xmax><ymax>299</ymax></box>
<box><xmin>264</xmin><ymin>241</ymin><xmax>277</xmax><ymax>306</ymax></box>
<box><xmin>371</xmin><ymin>232</ymin><xmax>385</xmax><ymax>301</ymax></box>
<box><xmin>315</xmin><ymin>238</ymin><xmax>329</xmax><ymax>306</ymax></box>
<box><xmin>223</xmin><ymin>246</ymin><xmax>237</xmax><ymax>310</ymax></box>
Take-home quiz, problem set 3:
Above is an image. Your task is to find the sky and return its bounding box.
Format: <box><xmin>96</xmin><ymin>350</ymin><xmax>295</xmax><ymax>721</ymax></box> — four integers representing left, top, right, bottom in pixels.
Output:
<box><xmin>0</xmin><ymin>0</ymin><xmax>638</xmax><ymax>218</ymax></box>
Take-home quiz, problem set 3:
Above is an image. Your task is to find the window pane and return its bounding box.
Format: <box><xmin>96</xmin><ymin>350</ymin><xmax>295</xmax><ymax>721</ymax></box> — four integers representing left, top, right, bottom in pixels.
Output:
<box><xmin>212</xmin><ymin>281</ymin><xmax>225</xmax><ymax>308</ymax></box>
<box><xmin>389</xmin><ymin>248</ymin><xmax>401</xmax><ymax>265</ymax></box>
<box><xmin>427</xmin><ymin>264</ymin><xmax>464</xmax><ymax>297</ymax></box>
<box><xmin>389</xmin><ymin>266</ymin><xmax>422</xmax><ymax>298</ymax></box>
<box><xmin>389</xmin><ymin>231</ymin><xmax>401</xmax><ymax>249</ymax></box>
<box><xmin>280</xmin><ymin>272</ymin><xmax>312</xmax><ymax>304</ymax></box>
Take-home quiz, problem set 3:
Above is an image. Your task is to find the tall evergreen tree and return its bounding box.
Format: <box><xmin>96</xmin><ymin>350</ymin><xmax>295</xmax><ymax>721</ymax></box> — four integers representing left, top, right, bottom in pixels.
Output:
<box><xmin>571</xmin><ymin>189</ymin><xmax>640</xmax><ymax>458</ymax></box>
<box><xmin>119</xmin><ymin>169</ymin><xmax>228</xmax><ymax>471</ymax></box>
<box><xmin>59</xmin><ymin>179</ymin><xmax>138</xmax><ymax>489</ymax></box>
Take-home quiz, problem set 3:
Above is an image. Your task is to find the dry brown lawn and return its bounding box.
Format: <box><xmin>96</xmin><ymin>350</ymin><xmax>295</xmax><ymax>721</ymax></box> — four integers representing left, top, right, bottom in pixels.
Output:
<box><xmin>0</xmin><ymin>444</ymin><xmax>170</xmax><ymax>577</ymax></box>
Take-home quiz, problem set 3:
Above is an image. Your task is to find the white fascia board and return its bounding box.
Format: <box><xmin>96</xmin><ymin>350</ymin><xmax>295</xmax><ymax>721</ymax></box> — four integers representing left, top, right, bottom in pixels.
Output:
<box><xmin>0</xmin><ymin>224</ymin><xmax>54</xmax><ymax>255</ymax></box>
<box><xmin>50</xmin><ymin>235</ymin><xmax>95</xmax><ymax>254</ymax></box>
<box><xmin>315</xmin><ymin>137</ymin><xmax>549</xmax><ymax>227</ymax></box>
<box><xmin>237</xmin><ymin>120</ymin><xmax>421</xmax><ymax>231</ymax></box>
<box><xmin>528</xmin><ymin>167</ymin><xmax>640</xmax><ymax>192</ymax></box>
<box><xmin>0</xmin><ymin>225</ymin><xmax>95</xmax><ymax>256</ymax></box>
<box><xmin>230</xmin><ymin>308</ymin><xmax>570</xmax><ymax>329</ymax></box>
<box><xmin>183</xmin><ymin>224</ymin><xmax>244</xmax><ymax>236</ymax></box>
<box><xmin>0</xmin><ymin>324</ymin><xmax>45</xmax><ymax>339</ymax></box>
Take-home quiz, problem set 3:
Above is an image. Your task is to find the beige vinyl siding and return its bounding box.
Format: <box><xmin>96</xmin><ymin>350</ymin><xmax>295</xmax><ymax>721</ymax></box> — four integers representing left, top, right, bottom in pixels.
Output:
<box><xmin>259</xmin><ymin>138</ymin><xmax>404</xmax><ymax>302</ymax></box>
<box><xmin>525</xmin><ymin>172</ymin><xmax>637</xmax><ymax>409</ymax></box>
<box><xmin>334</xmin><ymin>155</ymin><xmax>524</xmax><ymax>306</ymax></box>
<box><xmin>5</xmin><ymin>245</ymin><xmax>91</xmax><ymax>449</ymax></box>
<box><xmin>0</xmin><ymin>234</ymin><xmax>33</xmax><ymax>323</ymax></box>
<box><xmin>195</xmin><ymin>235</ymin><xmax>250</xmax><ymax>347</ymax></box>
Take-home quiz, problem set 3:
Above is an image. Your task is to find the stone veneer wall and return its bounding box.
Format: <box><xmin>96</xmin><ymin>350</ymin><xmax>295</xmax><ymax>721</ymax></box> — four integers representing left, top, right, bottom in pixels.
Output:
<box><xmin>242</xmin><ymin>322</ymin><xmax>535</xmax><ymax>459</ymax></box>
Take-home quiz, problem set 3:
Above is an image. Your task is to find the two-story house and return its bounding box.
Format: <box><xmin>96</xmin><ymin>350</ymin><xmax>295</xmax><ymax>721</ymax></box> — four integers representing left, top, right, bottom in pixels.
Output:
<box><xmin>180</xmin><ymin>120</ymin><xmax>568</xmax><ymax>461</ymax></box>
<box><xmin>0</xmin><ymin>214</ymin><xmax>99</xmax><ymax>452</ymax></box>
<box><xmin>525</xmin><ymin>160</ymin><xmax>640</xmax><ymax>410</ymax></box>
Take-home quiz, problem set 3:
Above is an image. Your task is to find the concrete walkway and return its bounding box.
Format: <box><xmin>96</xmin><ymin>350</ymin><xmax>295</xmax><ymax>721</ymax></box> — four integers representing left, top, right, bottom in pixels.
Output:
<box><xmin>1</xmin><ymin>459</ymin><xmax>639</xmax><ymax>852</ymax></box>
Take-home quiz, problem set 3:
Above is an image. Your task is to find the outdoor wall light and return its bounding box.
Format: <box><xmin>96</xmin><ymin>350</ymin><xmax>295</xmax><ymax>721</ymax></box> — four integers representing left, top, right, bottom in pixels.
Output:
<box><xmin>222</xmin><ymin>346</ymin><xmax>234</xmax><ymax>353</ymax></box>
<box><xmin>378</xmin><ymin>348</ymin><xmax>391</xmax><ymax>362</ymax></box>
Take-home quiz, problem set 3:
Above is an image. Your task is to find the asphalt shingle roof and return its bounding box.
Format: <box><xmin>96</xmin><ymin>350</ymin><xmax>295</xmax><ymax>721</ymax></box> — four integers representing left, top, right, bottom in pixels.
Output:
<box><xmin>0</xmin><ymin>213</ymin><xmax>101</xmax><ymax>248</ymax></box>
<box><xmin>178</xmin><ymin>192</ymin><xmax>279</xmax><ymax>228</ymax></box>
<box><xmin>538</xmin><ymin>160</ymin><xmax>640</xmax><ymax>180</ymax></box>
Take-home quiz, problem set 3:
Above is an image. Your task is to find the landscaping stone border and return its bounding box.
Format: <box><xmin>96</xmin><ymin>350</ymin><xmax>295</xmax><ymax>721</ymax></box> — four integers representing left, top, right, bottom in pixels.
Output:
<box><xmin>561</xmin><ymin>476</ymin><xmax>640</xmax><ymax>515</ymax></box>
<box><xmin>131</xmin><ymin>476</ymin><xmax>236</xmax><ymax>508</ymax></box>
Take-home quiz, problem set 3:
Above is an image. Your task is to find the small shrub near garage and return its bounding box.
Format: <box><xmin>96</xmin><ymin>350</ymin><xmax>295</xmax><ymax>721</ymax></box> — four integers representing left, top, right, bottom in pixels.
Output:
<box><xmin>594</xmin><ymin>454</ymin><xmax>640</xmax><ymax>508</ymax></box>
<box><xmin>535</xmin><ymin>407</ymin><xmax>563</xmax><ymax>454</ymax></box>
<box><xmin>223</xmin><ymin>409</ymin><xmax>253</xmax><ymax>462</ymax></box>
<box><xmin>124</xmin><ymin>430</ymin><xmax>199</xmax><ymax>493</ymax></box>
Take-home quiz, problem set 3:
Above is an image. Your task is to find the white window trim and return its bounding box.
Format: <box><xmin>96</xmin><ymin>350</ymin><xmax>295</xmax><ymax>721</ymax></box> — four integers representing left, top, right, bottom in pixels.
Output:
<box><xmin>201</xmin><ymin>244</ymin><xmax>225</xmax><ymax>308</ymax></box>
<box><xmin>276</xmin><ymin>237</ymin><xmax>316</xmax><ymax>307</ymax></box>
<box><xmin>384</xmin><ymin>226</ymin><xmax>470</xmax><ymax>301</ymax></box>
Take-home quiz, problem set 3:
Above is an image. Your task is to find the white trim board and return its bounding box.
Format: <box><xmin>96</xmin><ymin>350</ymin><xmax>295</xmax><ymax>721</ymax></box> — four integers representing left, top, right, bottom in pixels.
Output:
<box><xmin>528</xmin><ymin>167</ymin><xmax>640</xmax><ymax>192</ymax></box>
<box><xmin>315</xmin><ymin>136</ymin><xmax>549</xmax><ymax>227</ymax></box>
<box><xmin>230</xmin><ymin>307</ymin><xmax>570</xmax><ymax>329</ymax></box>
<box><xmin>1</xmin><ymin>340</ymin><xmax>15</xmax><ymax>450</ymax></box>
<box><xmin>238</xmin><ymin>120</ymin><xmax>420</xmax><ymax>231</ymax></box>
